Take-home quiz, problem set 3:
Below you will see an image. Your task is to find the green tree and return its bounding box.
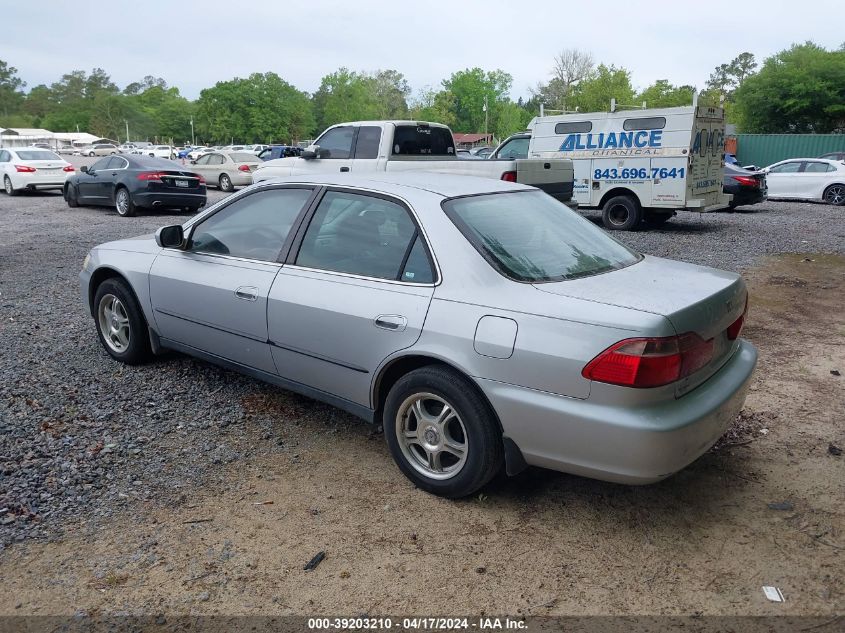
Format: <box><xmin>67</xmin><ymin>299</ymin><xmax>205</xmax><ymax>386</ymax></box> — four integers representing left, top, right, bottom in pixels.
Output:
<box><xmin>366</xmin><ymin>69</ymin><xmax>410</xmax><ymax>119</ymax></box>
<box><xmin>196</xmin><ymin>72</ymin><xmax>314</xmax><ymax>143</ymax></box>
<box><xmin>706</xmin><ymin>52</ymin><xmax>757</xmax><ymax>101</ymax></box>
<box><xmin>441</xmin><ymin>67</ymin><xmax>512</xmax><ymax>133</ymax></box>
<box><xmin>494</xmin><ymin>101</ymin><xmax>532</xmax><ymax>138</ymax></box>
<box><xmin>569</xmin><ymin>64</ymin><xmax>635</xmax><ymax>112</ymax></box>
<box><xmin>532</xmin><ymin>49</ymin><xmax>595</xmax><ymax>111</ymax></box>
<box><xmin>409</xmin><ymin>87</ymin><xmax>456</xmax><ymax>127</ymax></box>
<box><xmin>637</xmin><ymin>80</ymin><xmax>695</xmax><ymax>108</ymax></box>
<box><xmin>312</xmin><ymin>68</ymin><xmax>380</xmax><ymax>130</ymax></box>
<box><xmin>0</xmin><ymin>60</ymin><xmax>26</xmax><ymax>119</ymax></box>
<box><xmin>734</xmin><ymin>42</ymin><xmax>845</xmax><ymax>133</ymax></box>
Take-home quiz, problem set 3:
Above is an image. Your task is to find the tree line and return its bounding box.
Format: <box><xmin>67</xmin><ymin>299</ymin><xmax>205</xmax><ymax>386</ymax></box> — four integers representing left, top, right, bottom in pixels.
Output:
<box><xmin>0</xmin><ymin>41</ymin><xmax>842</xmax><ymax>145</ymax></box>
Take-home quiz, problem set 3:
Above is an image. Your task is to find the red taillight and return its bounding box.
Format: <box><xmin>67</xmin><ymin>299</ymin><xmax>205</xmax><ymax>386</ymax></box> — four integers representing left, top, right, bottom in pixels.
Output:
<box><xmin>137</xmin><ymin>172</ymin><xmax>165</xmax><ymax>181</ymax></box>
<box><xmin>727</xmin><ymin>297</ymin><xmax>748</xmax><ymax>341</ymax></box>
<box><xmin>238</xmin><ymin>164</ymin><xmax>251</xmax><ymax>172</ymax></box>
<box><xmin>501</xmin><ymin>171</ymin><xmax>517</xmax><ymax>182</ymax></box>
<box><xmin>194</xmin><ymin>174</ymin><xmax>206</xmax><ymax>184</ymax></box>
<box><xmin>63</xmin><ymin>165</ymin><xmax>75</xmax><ymax>172</ymax></box>
<box><xmin>732</xmin><ymin>175</ymin><xmax>759</xmax><ymax>188</ymax></box>
<box><xmin>15</xmin><ymin>165</ymin><xmax>36</xmax><ymax>173</ymax></box>
<box><xmin>582</xmin><ymin>333</ymin><xmax>714</xmax><ymax>388</ymax></box>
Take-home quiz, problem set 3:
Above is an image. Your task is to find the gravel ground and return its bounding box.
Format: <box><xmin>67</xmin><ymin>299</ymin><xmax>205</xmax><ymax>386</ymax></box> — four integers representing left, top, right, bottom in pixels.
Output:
<box><xmin>0</xmin><ymin>182</ymin><xmax>843</xmax><ymax>550</ymax></box>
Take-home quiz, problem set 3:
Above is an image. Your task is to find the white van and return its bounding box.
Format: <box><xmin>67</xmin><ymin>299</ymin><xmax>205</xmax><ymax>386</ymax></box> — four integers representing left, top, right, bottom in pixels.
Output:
<box><xmin>522</xmin><ymin>102</ymin><xmax>730</xmax><ymax>230</ymax></box>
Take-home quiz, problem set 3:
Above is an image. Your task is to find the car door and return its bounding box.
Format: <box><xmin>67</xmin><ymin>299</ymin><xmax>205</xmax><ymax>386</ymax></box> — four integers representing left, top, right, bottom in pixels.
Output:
<box><xmin>77</xmin><ymin>158</ymin><xmax>114</xmax><ymax>201</ymax></box>
<box><xmin>148</xmin><ymin>186</ymin><xmax>317</xmax><ymax>374</ymax></box>
<box><xmin>205</xmin><ymin>153</ymin><xmax>226</xmax><ymax>185</ymax></box>
<box><xmin>799</xmin><ymin>161</ymin><xmax>835</xmax><ymax>199</ymax></box>
<box><xmin>293</xmin><ymin>126</ymin><xmax>355</xmax><ymax>175</ymax></box>
<box><xmin>190</xmin><ymin>153</ymin><xmax>214</xmax><ymax>180</ymax></box>
<box><xmin>765</xmin><ymin>160</ymin><xmax>802</xmax><ymax>198</ymax></box>
<box><xmin>267</xmin><ymin>188</ymin><xmax>436</xmax><ymax>407</ymax></box>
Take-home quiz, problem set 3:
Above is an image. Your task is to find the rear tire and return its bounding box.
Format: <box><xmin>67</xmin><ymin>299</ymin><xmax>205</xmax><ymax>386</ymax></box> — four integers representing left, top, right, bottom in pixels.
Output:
<box><xmin>383</xmin><ymin>366</ymin><xmax>503</xmax><ymax>498</ymax></box>
<box><xmin>823</xmin><ymin>184</ymin><xmax>845</xmax><ymax>206</ymax></box>
<box><xmin>219</xmin><ymin>173</ymin><xmax>234</xmax><ymax>192</ymax></box>
<box><xmin>93</xmin><ymin>278</ymin><xmax>151</xmax><ymax>364</ymax></box>
<box><xmin>601</xmin><ymin>195</ymin><xmax>641</xmax><ymax>230</ymax></box>
<box><xmin>4</xmin><ymin>176</ymin><xmax>18</xmax><ymax>196</ymax></box>
<box><xmin>65</xmin><ymin>184</ymin><xmax>79</xmax><ymax>207</ymax></box>
<box><xmin>115</xmin><ymin>187</ymin><xmax>136</xmax><ymax>217</ymax></box>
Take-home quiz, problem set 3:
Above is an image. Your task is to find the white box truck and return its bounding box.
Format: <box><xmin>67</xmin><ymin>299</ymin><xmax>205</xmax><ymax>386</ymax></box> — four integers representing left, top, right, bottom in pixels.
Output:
<box><xmin>523</xmin><ymin>102</ymin><xmax>730</xmax><ymax>230</ymax></box>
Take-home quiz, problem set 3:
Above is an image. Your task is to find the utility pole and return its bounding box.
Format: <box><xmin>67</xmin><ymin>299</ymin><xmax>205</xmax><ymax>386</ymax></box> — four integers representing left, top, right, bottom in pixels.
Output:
<box><xmin>190</xmin><ymin>117</ymin><xmax>195</xmax><ymax>146</ymax></box>
<box><xmin>483</xmin><ymin>95</ymin><xmax>488</xmax><ymax>140</ymax></box>
<box><xmin>125</xmin><ymin>120</ymin><xmax>130</xmax><ymax>143</ymax></box>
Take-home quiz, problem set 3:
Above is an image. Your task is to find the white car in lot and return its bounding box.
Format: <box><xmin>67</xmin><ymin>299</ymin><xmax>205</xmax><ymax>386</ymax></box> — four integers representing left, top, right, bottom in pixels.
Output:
<box><xmin>763</xmin><ymin>158</ymin><xmax>845</xmax><ymax>205</ymax></box>
<box><xmin>187</xmin><ymin>146</ymin><xmax>211</xmax><ymax>160</ymax></box>
<box><xmin>146</xmin><ymin>145</ymin><xmax>176</xmax><ymax>160</ymax></box>
<box><xmin>0</xmin><ymin>147</ymin><xmax>75</xmax><ymax>195</ymax></box>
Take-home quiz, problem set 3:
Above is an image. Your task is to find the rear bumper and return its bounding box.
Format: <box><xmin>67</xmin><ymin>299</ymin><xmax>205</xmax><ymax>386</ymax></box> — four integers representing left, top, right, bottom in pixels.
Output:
<box><xmin>133</xmin><ymin>191</ymin><xmax>206</xmax><ymax>209</ymax></box>
<box><xmin>480</xmin><ymin>339</ymin><xmax>758</xmax><ymax>484</ymax></box>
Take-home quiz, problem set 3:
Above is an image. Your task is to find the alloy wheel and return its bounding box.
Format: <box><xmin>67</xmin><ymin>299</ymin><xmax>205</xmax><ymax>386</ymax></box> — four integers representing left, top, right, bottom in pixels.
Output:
<box><xmin>97</xmin><ymin>294</ymin><xmax>130</xmax><ymax>353</ymax></box>
<box><xmin>4</xmin><ymin>177</ymin><xmax>12</xmax><ymax>195</ymax></box>
<box><xmin>116</xmin><ymin>190</ymin><xmax>129</xmax><ymax>215</ymax></box>
<box><xmin>395</xmin><ymin>392</ymin><xmax>468</xmax><ymax>480</ymax></box>
<box><xmin>825</xmin><ymin>185</ymin><xmax>845</xmax><ymax>205</ymax></box>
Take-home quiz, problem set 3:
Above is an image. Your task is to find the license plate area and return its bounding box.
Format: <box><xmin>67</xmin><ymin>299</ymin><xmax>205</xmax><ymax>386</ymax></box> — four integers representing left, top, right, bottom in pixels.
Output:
<box><xmin>175</xmin><ymin>179</ymin><xmax>189</xmax><ymax>188</ymax></box>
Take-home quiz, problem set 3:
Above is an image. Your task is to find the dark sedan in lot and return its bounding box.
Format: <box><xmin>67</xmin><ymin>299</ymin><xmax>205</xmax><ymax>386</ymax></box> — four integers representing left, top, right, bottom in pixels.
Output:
<box><xmin>723</xmin><ymin>163</ymin><xmax>767</xmax><ymax>210</ymax></box>
<box><xmin>64</xmin><ymin>155</ymin><xmax>206</xmax><ymax>217</ymax></box>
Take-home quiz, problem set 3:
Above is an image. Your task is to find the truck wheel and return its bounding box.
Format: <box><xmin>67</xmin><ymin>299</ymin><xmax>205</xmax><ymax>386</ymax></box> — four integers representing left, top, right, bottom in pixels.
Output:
<box><xmin>644</xmin><ymin>211</ymin><xmax>674</xmax><ymax>227</ymax></box>
<box><xmin>602</xmin><ymin>195</ymin><xmax>641</xmax><ymax>231</ymax></box>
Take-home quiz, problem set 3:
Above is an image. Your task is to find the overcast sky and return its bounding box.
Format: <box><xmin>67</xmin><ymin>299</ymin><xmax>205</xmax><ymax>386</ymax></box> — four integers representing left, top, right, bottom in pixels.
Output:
<box><xmin>4</xmin><ymin>1</ymin><xmax>842</xmax><ymax>101</ymax></box>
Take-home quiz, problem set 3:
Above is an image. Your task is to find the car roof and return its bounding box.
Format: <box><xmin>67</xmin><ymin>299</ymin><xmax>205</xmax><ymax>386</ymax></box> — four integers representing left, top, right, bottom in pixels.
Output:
<box><xmin>263</xmin><ymin>172</ymin><xmax>533</xmax><ymax>198</ymax></box>
<box><xmin>124</xmin><ymin>155</ymin><xmax>181</xmax><ymax>169</ymax></box>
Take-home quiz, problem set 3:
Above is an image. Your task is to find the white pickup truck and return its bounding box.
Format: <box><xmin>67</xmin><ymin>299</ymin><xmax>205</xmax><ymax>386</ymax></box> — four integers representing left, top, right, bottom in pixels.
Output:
<box><xmin>252</xmin><ymin>120</ymin><xmax>575</xmax><ymax>204</ymax></box>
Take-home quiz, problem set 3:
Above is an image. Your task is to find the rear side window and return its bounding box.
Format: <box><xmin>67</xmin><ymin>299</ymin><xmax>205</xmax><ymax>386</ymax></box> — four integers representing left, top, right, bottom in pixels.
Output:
<box><xmin>769</xmin><ymin>162</ymin><xmax>801</xmax><ymax>174</ymax></box>
<box><xmin>623</xmin><ymin>117</ymin><xmax>666</xmax><ymax>131</ymax></box>
<box><xmin>392</xmin><ymin>125</ymin><xmax>454</xmax><ymax>156</ymax></box>
<box><xmin>443</xmin><ymin>191</ymin><xmax>640</xmax><ymax>282</ymax></box>
<box><xmin>230</xmin><ymin>152</ymin><xmax>257</xmax><ymax>162</ymax></box>
<box><xmin>803</xmin><ymin>162</ymin><xmax>835</xmax><ymax>173</ymax></box>
<box><xmin>355</xmin><ymin>126</ymin><xmax>382</xmax><ymax>159</ymax></box>
<box><xmin>554</xmin><ymin>121</ymin><xmax>592</xmax><ymax>134</ymax></box>
<box><xmin>189</xmin><ymin>188</ymin><xmax>313</xmax><ymax>261</ymax></box>
<box><xmin>296</xmin><ymin>190</ymin><xmax>432</xmax><ymax>281</ymax></box>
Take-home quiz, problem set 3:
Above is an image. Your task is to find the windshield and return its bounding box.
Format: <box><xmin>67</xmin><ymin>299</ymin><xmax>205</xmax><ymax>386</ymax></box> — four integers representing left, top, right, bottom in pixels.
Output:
<box><xmin>17</xmin><ymin>150</ymin><xmax>61</xmax><ymax>161</ymax></box>
<box><xmin>443</xmin><ymin>191</ymin><xmax>641</xmax><ymax>282</ymax></box>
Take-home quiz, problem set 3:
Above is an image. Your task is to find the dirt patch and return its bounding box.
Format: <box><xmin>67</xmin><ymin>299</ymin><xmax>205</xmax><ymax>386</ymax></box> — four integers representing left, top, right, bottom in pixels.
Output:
<box><xmin>1</xmin><ymin>254</ymin><xmax>843</xmax><ymax>617</ymax></box>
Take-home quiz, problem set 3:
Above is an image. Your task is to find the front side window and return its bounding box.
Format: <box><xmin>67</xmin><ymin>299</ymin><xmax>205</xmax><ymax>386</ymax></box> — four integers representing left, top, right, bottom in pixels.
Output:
<box><xmin>443</xmin><ymin>191</ymin><xmax>641</xmax><ymax>282</ymax></box>
<box><xmin>90</xmin><ymin>158</ymin><xmax>111</xmax><ymax>171</ymax></box>
<box><xmin>315</xmin><ymin>126</ymin><xmax>355</xmax><ymax>159</ymax></box>
<box><xmin>496</xmin><ymin>137</ymin><xmax>529</xmax><ymax>160</ymax></box>
<box><xmin>769</xmin><ymin>162</ymin><xmax>801</xmax><ymax>174</ymax></box>
<box><xmin>296</xmin><ymin>190</ymin><xmax>430</xmax><ymax>281</ymax></box>
<box><xmin>194</xmin><ymin>155</ymin><xmax>211</xmax><ymax>165</ymax></box>
<box><xmin>189</xmin><ymin>187</ymin><xmax>313</xmax><ymax>261</ymax></box>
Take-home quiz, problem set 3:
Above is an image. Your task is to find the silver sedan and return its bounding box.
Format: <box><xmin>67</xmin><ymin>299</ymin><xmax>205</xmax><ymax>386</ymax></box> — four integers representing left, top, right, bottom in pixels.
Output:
<box><xmin>188</xmin><ymin>151</ymin><xmax>261</xmax><ymax>192</ymax></box>
<box><xmin>80</xmin><ymin>173</ymin><xmax>757</xmax><ymax>497</ymax></box>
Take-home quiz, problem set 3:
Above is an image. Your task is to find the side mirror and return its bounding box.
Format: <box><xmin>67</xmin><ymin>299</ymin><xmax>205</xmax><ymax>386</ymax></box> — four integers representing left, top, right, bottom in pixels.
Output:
<box><xmin>301</xmin><ymin>149</ymin><xmax>317</xmax><ymax>160</ymax></box>
<box><xmin>80</xmin><ymin>165</ymin><xmax>88</xmax><ymax>173</ymax></box>
<box><xmin>155</xmin><ymin>225</ymin><xmax>185</xmax><ymax>249</ymax></box>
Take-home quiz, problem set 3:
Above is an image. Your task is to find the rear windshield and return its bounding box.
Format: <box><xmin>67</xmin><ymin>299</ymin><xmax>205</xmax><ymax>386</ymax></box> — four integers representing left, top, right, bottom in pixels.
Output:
<box><xmin>392</xmin><ymin>125</ymin><xmax>454</xmax><ymax>156</ymax></box>
<box><xmin>17</xmin><ymin>150</ymin><xmax>61</xmax><ymax>161</ymax></box>
<box><xmin>230</xmin><ymin>152</ymin><xmax>257</xmax><ymax>162</ymax></box>
<box><xmin>443</xmin><ymin>191</ymin><xmax>641</xmax><ymax>282</ymax></box>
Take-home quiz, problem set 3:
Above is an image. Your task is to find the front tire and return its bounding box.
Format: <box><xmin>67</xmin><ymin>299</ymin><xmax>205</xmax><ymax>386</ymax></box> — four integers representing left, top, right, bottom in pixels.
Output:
<box><xmin>115</xmin><ymin>187</ymin><xmax>136</xmax><ymax>217</ymax></box>
<box><xmin>65</xmin><ymin>184</ymin><xmax>79</xmax><ymax>207</ymax></box>
<box><xmin>219</xmin><ymin>173</ymin><xmax>234</xmax><ymax>192</ymax></box>
<box><xmin>384</xmin><ymin>366</ymin><xmax>503</xmax><ymax>498</ymax></box>
<box><xmin>4</xmin><ymin>175</ymin><xmax>18</xmax><ymax>196</ymax></box>
<box><xmin>601</xmin><ymin>195</ymin><xmax>642</xmax><ymax>230</ymax></box>
<box><xmin>93</xmin><ymin>278</ymin><xmax>152</xmax><ymax>364</ymax></box>
<box><xmin>823</xmin><ymin>184</ymin><xmax>845</xmax><ymax>206</ymax></box>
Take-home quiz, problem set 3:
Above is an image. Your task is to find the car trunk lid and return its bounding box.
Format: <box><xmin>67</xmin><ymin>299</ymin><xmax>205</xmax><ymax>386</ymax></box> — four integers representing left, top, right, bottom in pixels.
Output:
<box><xmin>534</xmin><ymin>255</ymin><xmax>747</xmax><ymax>396</ymax></box>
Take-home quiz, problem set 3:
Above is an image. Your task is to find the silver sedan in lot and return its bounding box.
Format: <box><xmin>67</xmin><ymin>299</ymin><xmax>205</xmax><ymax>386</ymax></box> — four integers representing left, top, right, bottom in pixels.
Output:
<box><xmin>80</xmin><ymin>173</ymin><xmax>757</xmax><ymax>497</ymax></box>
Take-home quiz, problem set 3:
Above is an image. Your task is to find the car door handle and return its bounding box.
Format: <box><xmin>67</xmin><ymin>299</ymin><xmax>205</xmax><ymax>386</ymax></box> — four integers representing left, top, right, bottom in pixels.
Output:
<box><xmin>235</xmin><ymin>286</ymin><xmax>258</xmax><ymax>301</ymax></box>
<box><xmin>374</xmin><ymin>315</ymin><xmax>407</xmax><ymax>331</ymax></box>
<box><xmin>340</xmin><ymin>166</ymin><xmax>350</xmax><ymax>172</ymax></box>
